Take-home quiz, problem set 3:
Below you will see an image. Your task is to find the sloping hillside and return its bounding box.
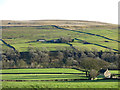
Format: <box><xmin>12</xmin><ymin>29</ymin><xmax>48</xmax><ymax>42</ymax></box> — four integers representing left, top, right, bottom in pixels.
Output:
<box><xmin>1</xmin><ymin>20</ymin><xmax>118</xmax><ymax>52</ymax></box>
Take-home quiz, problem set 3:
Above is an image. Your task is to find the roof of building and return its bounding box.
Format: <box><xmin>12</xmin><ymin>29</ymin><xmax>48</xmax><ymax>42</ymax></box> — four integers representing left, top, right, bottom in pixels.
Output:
<box><xmin>99</xmin><ymin>69</ymin><xmax>107</xmax><ymax>73</ymax></box>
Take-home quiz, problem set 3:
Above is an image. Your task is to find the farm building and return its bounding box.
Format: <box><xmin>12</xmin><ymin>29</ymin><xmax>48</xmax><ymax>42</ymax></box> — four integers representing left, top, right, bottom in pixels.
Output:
<box><xmin>47</xmin><ymin>38</ymin><xmax>74</xmax><ymax>43</ymax></box>
<box><xmin>37</xmin><ymin>39</ymin><xmax>46</xmax><ymax>42</ymax></box>
<box><xmin>97</xmin><ymin>69</ymin><xmax>111</xmax><ymax>78</ymax></box>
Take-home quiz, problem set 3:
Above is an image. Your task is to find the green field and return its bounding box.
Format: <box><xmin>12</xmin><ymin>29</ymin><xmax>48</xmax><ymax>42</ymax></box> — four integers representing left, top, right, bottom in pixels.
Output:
<box><xmin>11</xmin><ymin>43</ymin><xmax>70</xmax><ymax>52</ymax></box>
<box><xmin>1</xmin><ymin>68</ymin><xmax>86</xmax><ymax>80</ymax></box>
<box><xmin>109</xmin><ymin>70</ymin><xmax>119</xmax><ymax>74</ymax></box>
<box><xmin>1</xmin><ymin>74</ymin><xmax>87</xmax><ymax>80</ymax></box>
<box><xmin>2</xmin><ymin>80</ymin><xmax>119</xmax><ymax>88</ymax></box>
<box><xmin>2</xmin><ymin>25</ymin><xmax>118</xmax><ymax>52</ymax></box>
<box><xmin>79</xmin><ymin>29</ymin><xmax>118</xmax><ymax>40</ymax></box>
<box><xmin>2</xmin><ymin>68</ymin><xmax>85</xmax><ymax>73</ymax></box>
<box><xmin>1</xmin><ymin>68</ymin><xmax>119</xmax><ymax>88</ymax></box>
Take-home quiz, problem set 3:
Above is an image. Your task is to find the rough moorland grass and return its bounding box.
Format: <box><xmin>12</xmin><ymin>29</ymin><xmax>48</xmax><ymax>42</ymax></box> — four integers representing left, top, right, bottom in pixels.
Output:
<box><xmin>2</xmin><ymin>80</ymin><xmax>119</xmax><ymax>88</ymax></box>
<box><xmin>2</xmin><ymin>68</ymin><xmax>85</xmax><ymax>73</ymax></box>
<box><xmin>1</xmin><ymin>74</ymin><xmax>87</xmax><ymax>80</ymax></box>
<box><xmin>2</xmin><ymin>27</ymin><xmax>80</xmax><ymax>42</ymax></box>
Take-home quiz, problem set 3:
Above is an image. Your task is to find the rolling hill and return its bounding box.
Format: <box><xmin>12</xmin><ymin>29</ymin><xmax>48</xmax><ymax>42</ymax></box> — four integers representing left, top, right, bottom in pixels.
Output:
<box><xmin>1</xmin><ymin>20</ymin><xmax>119</xmax><ymax>52</ymax></box>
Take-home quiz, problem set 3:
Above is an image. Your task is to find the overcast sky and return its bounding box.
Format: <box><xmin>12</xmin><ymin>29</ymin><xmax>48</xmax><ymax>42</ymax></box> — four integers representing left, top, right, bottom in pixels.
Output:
<box><xmin>0</xmin><ymin>0</ymin><xmax>119</xmax><ymax>24</ymax></box>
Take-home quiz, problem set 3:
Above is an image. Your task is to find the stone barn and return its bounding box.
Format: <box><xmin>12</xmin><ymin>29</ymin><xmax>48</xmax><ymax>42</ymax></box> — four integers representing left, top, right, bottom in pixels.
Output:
<box><xmin>97</xmin><ymin>69</ymin><xmax>111</xmax><ymax>78</ymax></box>
<box><xmin>37</xmin><ymin>39</ymin><xmax>46</xmax><ymax>42</ymax></box>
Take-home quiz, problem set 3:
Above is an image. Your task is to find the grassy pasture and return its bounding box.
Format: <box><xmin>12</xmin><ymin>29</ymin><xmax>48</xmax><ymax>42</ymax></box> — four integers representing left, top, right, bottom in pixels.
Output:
<box><xmin>2</xmin><ymin>26</ymin><xmax>118</xmax><ymax>52</ymax></box>
<box><xmin>0</xmin><ymin>40</ymin><xmax>2</xmax><ymax>44</ymax></box>
<box><xmin>71</xmin><ymin>43</ymin><xmax>112</xmax><ymax>51</ymax></box>
<box><xmin>11</xmin><ymin>43</ymin><xmax>70</xmax><ymax>52</ymax></box>
<box><xmin>1</xmin><ymin>74</ymin><xmax>87</xmax><ymax>80</ymax></box>
<box><xmin>2</xmin><ymin>27</ymin><xmax>80</xmax><ymax>42</ymax></box>
<box><xmin>109</xmin><ymin>70</ymin><xmax>119</xmax><ymax>74</ymax></box>
<box><xmin>78</xmin><ymin>29</ymin><xmax>118</xmax><ymax>40</ymax></box>
<box><xmin>2</xmin><ymin>80</ymin><xmax>119</xmax><ymax>88</ymax></box>
<box><xmin>62</xmin><ymin>26</ymin><xmax>118</xmax><ymax>40</ymax></box>
<box><xmin>2</xmin><ymin>68</ymin><xmax>85</xmax><ymax>73</ymax></box>
<box><xmin>1</xmin><ymin>68</ymin><xmax>119</xmax><ymax>88</ymax></box>
<box><xmin>74</xmin><ymin>37</ymin><xmax>118</xmax><ymax>51</ymax></box>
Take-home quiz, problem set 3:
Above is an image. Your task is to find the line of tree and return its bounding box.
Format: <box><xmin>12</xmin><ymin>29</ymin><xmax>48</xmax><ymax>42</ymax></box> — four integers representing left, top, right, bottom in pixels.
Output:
<box><xmin>2</xmin><ymin>47</ymin><xmax>119</xmax><ymax>70</ymax></box>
